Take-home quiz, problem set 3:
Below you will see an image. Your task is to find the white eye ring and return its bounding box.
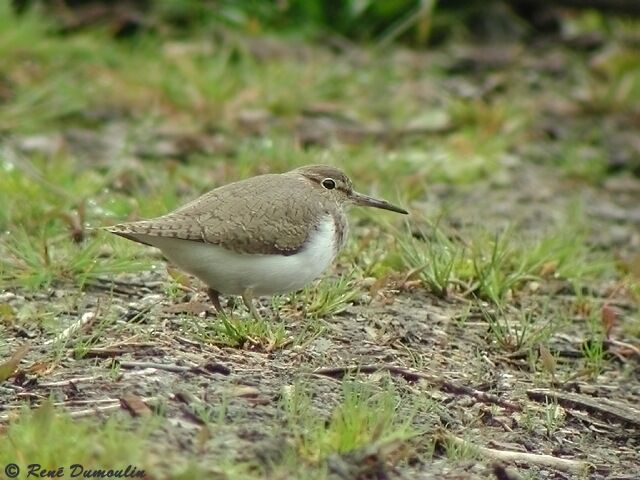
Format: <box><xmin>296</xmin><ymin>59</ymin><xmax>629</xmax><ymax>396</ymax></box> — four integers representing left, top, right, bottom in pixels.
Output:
<box><xmin>321</xmin><ymin>178</ymin><xmax>336</xmax><ymax>190</ymax></box>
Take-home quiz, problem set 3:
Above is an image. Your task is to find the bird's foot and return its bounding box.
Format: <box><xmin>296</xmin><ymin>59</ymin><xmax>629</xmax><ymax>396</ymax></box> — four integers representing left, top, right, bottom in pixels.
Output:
<box><xmin>242</xmin><ymin>288</ymin><xmax>264</xmax><ymax>321</ymax></box>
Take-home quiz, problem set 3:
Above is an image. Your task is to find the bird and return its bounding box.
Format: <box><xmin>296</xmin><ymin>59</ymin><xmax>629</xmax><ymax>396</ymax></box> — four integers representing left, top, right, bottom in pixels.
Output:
<box><xmin>104</xmin><ymin>164</ymin><xmax>408</xmax><ymax>319</ymax></box>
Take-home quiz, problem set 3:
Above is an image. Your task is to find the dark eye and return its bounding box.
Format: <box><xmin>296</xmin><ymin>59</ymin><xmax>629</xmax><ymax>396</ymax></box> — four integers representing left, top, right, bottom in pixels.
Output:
<box><xmin>322</xmin><ymin>178</ymin><xmax>336</xmax><ymax>190</ymax></box>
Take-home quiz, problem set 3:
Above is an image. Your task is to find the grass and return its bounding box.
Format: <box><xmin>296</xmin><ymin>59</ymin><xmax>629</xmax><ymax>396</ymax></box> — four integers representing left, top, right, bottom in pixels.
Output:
<box><xmin>0</xmin><ymin>375</ymin><xmax>430</xmax><ymax>480</ymax></box>
<box><xmin>188</xmin><ymin>312</ymin><xmax>288</xmax><ymax>350</ymax></box>
<box><xmin>0</xmin><ymin>231</ymin><xmax>150</xmax><ymax>290</ymax></box>
<box><xmin>0</xmin><ymin>403</ymin><xmax>155</xmax><ymax>474</ymax></box>
<box><xmin>0</xmin><ymin>402</ymin><xmax>243</xmax><ymax>478</ymax></box>
<box><xmin>399</xmin><ymin>220</ymin><xmax>460</xmax><ymax>297</ymax></box>
<box><xmin>298</xmin><ymin>276</ymin><xmax>362</xmax><ymax>319</ymax></box>
<box><xmin>481</xmin><ymin>305</ymin><xmax>555</xmax><ymax>354</ymax></box>
<box><xmin>281</xmin><ymin>378</ymin><xmax>423</xmax><ymax>465</ymax></box>
<box><xmin>400</xmin><ymin>215</ymin><xmax>616</xmax><ymax>306</ymax></box>
<box><xmin>542</xmin><ymin>401</ymin><xmax>566</xmax><ymax>438</ymax></box>
<box><xmin>582</xmin><ymin>312</ymin><xmax>607</xmax><ymax>378</ymax></box>
<box><xmin>439</xmin><ymin>434</ymin><xmax>480</xmax><ymax>462</ymax></box>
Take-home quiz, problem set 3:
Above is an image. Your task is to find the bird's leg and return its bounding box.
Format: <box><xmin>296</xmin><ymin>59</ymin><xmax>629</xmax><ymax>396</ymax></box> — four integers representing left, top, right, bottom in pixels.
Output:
<box><xmin>207</xmin><ymin>287</ymin><xmax>224</xmax><ymax>315</ymax></box>
<box><xmin>242</xmin><ymin>288</ymin><xmax>262</xmax><ymax>321</ymax></box>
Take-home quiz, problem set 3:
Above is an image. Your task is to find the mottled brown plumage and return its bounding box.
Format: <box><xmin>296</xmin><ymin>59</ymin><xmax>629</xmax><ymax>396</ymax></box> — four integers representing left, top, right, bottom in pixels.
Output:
<box><xmin>107</xmin><ymin>172</ymin><xmax>327</xmax><ymax>255</ymax></box>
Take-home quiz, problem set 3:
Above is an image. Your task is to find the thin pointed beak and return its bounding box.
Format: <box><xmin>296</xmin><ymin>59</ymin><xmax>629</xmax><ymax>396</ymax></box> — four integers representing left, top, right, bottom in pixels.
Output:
<box><xmin>351</xmin><ymin>191</ymin><xmax>408</xmax><ymax>214</ymax></box>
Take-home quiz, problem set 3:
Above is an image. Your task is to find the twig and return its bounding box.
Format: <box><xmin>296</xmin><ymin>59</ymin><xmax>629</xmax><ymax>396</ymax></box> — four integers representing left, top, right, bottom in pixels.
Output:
<box><xmin>118</xmin><ymin>360</ymin><xmax>230</xmax><ymax>376</ymax></box>
<box><xmin>0</xmin><ymin>396</ymin><xmax>160</xmax><ymax>423</ymax></box>
<box><xmin>174</xmin><ymin>335</ymin><xmax>205</xmax><ymax>348</ymax></box>
<box><xmin>605</xmin><ymin>339</ymin><xmax>640</xmax><ymax>359</ymax></box>
<box><xmin>38</xmin><ymin>375</ymin><xmax>103</xmax><ymax>387</ymax></box>
<box><xmin>44</xmin><ymin>311</ymin><xmax>98</xmax><ymax>346</ymax></box>
<box><xmin>312</xmin><ymin>364</ymin><xmax>521</xmax><ymax>411</ymax></box>
<box><xmin>118</xmin><ymin>361</ymin><xmax>197</xmax><ymax>373</ymax></box>
<box><xmin>83</xmin><ymin>343</ymin><xmax>159</xmax><ymax>358</ymax></box>
<box><xmin>66</xmin><ymin>404</ymin><xmax>122</xmax><ymax>418</ymax></box>
<box><xmin>56</xmin><ymin>398</ymin><xmax>121</xmax><ymax>407</ymax></box>
<box><xmin>0</xmin><ymin>403</ymin><xmax>120</xmax><ymax>422</ymax></box>
<box><xmin>443</xmin><ymin>433</ymin><xmax>591</xmax><ymax>474</ymax></box>
<box><xmin>8</xmin><ymin>398</ymin><xmax>120</xmax><ymax>408</ymax></box>
<box><xmin>87</xmin><ymin>277</ymin><xmax>164</xmax><ymax>289</ymax></box>
<box><xmin>527</xmin><ymin>389</ymin><xmax>640</xmax><ymax>428</ymax></box>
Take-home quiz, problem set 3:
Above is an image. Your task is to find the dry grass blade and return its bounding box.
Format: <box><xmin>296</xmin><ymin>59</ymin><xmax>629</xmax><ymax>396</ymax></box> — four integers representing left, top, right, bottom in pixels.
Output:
<box><xmin>0</xmin><ymin>343</ymin><xmax>30</xmax><ymax>382</ymax></box>
<box><xmin>440</xmin><ymin>433</ymin><xmax>593</xmax><ymax>474</ymax></box>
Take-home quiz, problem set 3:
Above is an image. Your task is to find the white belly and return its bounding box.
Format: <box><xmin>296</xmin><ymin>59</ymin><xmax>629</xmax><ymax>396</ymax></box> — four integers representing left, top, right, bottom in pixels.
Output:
<box><xmin>136</xmin><ymin>217</ymin><xmax>338</xmax><ymax>296</ymax></box>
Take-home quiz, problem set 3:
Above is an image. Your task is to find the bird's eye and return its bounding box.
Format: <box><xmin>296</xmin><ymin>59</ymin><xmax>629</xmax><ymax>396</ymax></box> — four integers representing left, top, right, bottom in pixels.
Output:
<box><xmin>321</xmin><ymin>178</ymin><xmax>336</xmax><ymax>190</ymax></box>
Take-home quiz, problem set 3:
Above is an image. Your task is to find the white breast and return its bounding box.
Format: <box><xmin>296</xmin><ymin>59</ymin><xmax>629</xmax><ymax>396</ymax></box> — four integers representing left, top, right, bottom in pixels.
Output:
<box><xmin>136</xmin><ymin>216</ymin><xmax>339</xmax><ymax>296</ymax></box>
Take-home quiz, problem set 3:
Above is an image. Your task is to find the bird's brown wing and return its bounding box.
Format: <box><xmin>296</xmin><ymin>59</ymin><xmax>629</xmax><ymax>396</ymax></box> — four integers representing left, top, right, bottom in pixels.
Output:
<box><xmin>105</xmin><ymin>174</ymin><xmax>323</xmax><ymax>255</ymax></box>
